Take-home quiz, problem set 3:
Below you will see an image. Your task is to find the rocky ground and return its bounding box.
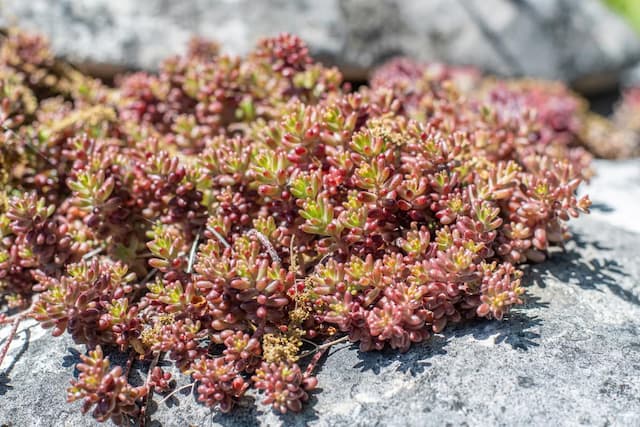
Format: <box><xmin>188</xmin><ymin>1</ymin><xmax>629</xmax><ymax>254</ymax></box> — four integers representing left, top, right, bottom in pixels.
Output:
<box><xmin>1</xmin><ymin>159</ymin><xmax>639</xmax><ymax>426</ymax></box>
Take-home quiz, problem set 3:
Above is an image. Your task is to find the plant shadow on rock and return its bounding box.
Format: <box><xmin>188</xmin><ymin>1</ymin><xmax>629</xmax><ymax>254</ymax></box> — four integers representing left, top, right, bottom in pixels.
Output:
<box><xmin>351</xmin><ymin>288</ymin><xmax>547</xmax><ymax>378</ymax></box>
<box><xmin>589</xmin><ymin>202</ymin><xmax>614</xmax><ymax>213</ymax></box>
<box><xmin>353</xmin><ymin>334</ymin><xmax>449</xmax><ymax>377</ymax></box>
<box><xmin>210</xmin><ymin>391</ymin><xmax>321</xmax><ymax>427</ymax></box>
<box><xmin>452</xmin><ymin>301</ymin><xmax>544</xmax><ymax>352</ymax></box>
<box><xmin>145</xmin><ymin>382</ymin><xmax>199</xmax><ymax>427</ymax></box>
<box><xmin>62</xmin><ymin>347</ymin><xmax>82</xmax><ymax>369</ymax></box>
<box><xmin>0</xmin><ymin>328</ymin><xmax>31</xmax><ymax>396</ymax></box>
<box><xmin>529</xmin><ymin>230</ymin><xmax>637</xmax><ymax>306</ymax></box>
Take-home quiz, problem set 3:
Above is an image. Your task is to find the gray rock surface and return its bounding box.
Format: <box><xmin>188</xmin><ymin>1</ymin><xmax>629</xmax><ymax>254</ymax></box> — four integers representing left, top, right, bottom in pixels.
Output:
<box><xmin>1</xmin><ymin>160</ymin><xmax>640</xmax><ymax>426</ymax></box>
<box><xmin>580</xmin><ymin>159</ymin><xmax>640</xmax><ymax>234</ymax></box>
<box><xmin>1</xmin><ymin>0</ymin><xmax>639</xmax><ymax>86</ymax></box>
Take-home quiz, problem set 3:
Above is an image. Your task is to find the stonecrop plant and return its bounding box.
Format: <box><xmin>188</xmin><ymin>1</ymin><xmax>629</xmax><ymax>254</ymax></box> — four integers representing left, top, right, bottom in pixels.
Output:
<box><xmin>0</xmin><ymin>28</ymin><xmax>597</xmax><ymax>424</ymax></box>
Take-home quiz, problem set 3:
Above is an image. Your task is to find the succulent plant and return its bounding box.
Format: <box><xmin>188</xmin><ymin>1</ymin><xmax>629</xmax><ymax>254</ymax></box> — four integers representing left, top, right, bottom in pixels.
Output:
<box><xmin>0</xmin><ymin>28</ymin><xmax>597</xmax><ymax>425</ymax></box>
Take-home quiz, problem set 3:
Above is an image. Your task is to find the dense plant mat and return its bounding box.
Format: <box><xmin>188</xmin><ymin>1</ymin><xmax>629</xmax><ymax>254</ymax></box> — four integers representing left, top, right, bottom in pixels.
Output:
<box><xmin>0</xmin><ymin>28</ymin><xmax>608</xmax><ymax>424</ymax></box>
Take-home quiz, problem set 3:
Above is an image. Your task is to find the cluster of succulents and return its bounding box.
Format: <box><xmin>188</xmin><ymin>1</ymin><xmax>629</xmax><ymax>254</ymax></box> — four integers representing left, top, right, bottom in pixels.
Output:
<box><xmin>604</xmin><ymin>86</ymin><xmax>640</xmax><ymax>156</ymax></box>
<box><xmin>371</xmin><ymin>57</ymin><xmax>640</xmax><ymax>160</ymax></box>
<box><xmin>0</xmin><ymin>28</ymin><xmax>601</xmax><ymax>424</ymax></box>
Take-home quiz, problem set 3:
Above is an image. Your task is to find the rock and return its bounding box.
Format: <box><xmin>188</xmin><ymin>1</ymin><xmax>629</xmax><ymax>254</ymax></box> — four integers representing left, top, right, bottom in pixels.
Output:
<box><xmin>580</xmin><ymin>159</ymin><xmax>640</xmax><ymax>234</ymax></box>
<box><xmin>1</xmin><ymin>159</ymin><xmax>639</xmax><ymax>426</ymax></box>
<box><xmin>1</xmin><ymin>0</ymin><xmax>639</xmax><ymax>87</ymax></box>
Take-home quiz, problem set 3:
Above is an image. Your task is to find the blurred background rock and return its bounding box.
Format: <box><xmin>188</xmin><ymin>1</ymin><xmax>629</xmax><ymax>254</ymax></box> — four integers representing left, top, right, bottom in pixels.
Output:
<box><xmin>1</xmin><ymin>0</ymin><xmax>640</xmax><ymax>95</ymax></box>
